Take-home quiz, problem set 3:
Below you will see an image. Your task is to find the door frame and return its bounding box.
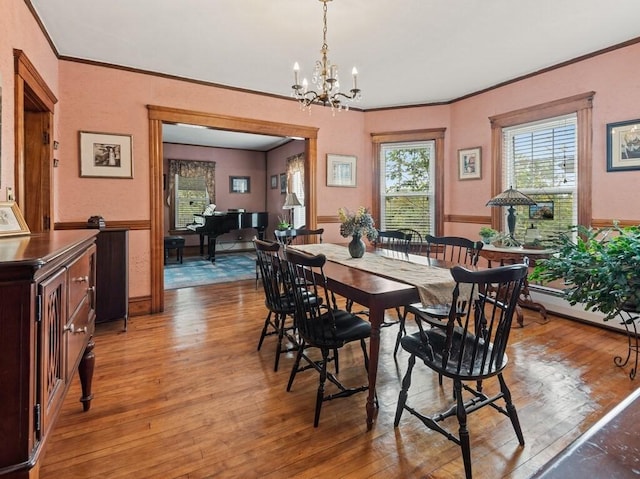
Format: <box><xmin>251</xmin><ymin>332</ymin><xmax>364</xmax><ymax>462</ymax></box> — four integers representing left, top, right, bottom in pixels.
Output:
<box><xmin>147</xmin><ymin>105</ymin><xmax>319</xmax><ymax>312</ymax></box>
<box><xmin>14</xmin><ymin>49</ymin><xmax>57</xmax><ymax>231</ymax></box>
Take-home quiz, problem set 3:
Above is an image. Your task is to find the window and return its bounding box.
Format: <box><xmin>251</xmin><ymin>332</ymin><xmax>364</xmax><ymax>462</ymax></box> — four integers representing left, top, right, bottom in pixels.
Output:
<box><xmin>286</xmin><ymin>153</ymin><xmax>305</xmax><ymax>228</ymax></box>
<box><xmin>175</xmin><ymin>175</ymin><xmax>209</xmax><ymax>229</ymax></box>
<box><xmin>503</xmin><ymin>114</ymin><xmax>577</xmax><ymax>240</ymax></box>
<box><xmin>379</xmin><ymin>141</ymin><xmax>435</xmax><ymax>237</ymax></box>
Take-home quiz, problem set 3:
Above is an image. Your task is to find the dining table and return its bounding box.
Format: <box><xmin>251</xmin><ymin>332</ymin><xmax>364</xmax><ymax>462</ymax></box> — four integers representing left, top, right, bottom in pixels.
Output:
<box><xmin>289</xmin><ymin>243</ymin><xmax>459</xmax><ymax>430</ymax></box>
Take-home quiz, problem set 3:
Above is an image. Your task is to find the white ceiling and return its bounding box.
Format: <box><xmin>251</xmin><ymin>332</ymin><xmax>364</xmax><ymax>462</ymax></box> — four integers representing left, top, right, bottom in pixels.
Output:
<box><xmin>29</xmin><ymin>0</ymin><xmax>640</xmax><ymax>148</ymax></box>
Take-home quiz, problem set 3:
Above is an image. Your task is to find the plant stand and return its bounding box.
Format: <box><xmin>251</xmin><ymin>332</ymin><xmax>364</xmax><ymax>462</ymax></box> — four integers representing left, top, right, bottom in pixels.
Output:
<box><xmin>614</xmin><ymin>309</ymin><xmax>640</xmax><ymax>380</ymax></box>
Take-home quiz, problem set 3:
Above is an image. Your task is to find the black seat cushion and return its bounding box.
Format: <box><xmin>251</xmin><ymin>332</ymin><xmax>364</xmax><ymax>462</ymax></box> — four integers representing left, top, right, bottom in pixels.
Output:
<box><xmin>400</xmin><ymin>328</ymin><xmax>508</xmax><ymax>380</ymax></box>
<box><xmin>304</xmin><ymin>309</ymin><xmax>371</xmax><ymax>348</ymax></box>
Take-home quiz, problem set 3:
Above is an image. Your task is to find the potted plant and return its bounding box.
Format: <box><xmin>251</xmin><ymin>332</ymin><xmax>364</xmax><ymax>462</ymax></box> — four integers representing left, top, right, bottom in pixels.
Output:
<box><xmin>530</xmin><ymin>224</ymin><xmax>640</xmax><ymax>320</ymax></box>
<box><xmin>479</xmin><ymin>226</ymin><xmax>498</xmax><ymax>244</ymax></box>
<box><xmin>276</xmin><ymin>216</ymin><xmax>291</xmax><ymax>231</ymax></box>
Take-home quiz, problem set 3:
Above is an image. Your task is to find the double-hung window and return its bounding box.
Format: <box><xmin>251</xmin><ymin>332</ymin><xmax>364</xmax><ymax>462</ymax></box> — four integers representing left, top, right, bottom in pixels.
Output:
<box><xmin>502</xmin><ymin>114</ymin><xmax>577</xmax><ymax>240</ymax></box>
<box><xmin>379</xmin><ymin>141</ymin><xmax>435</xmax><ymax>237</ymax></box>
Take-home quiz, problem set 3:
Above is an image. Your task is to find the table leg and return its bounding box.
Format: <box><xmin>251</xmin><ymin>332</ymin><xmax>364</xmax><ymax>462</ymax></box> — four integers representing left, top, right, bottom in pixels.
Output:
<box><xmin>366</xmin><ymin>306</ymin><xmax>382</xmax><ymax>430</ymax></box>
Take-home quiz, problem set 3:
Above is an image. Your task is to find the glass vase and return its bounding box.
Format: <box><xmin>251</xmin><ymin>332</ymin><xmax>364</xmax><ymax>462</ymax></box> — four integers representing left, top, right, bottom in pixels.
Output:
<box><xmin>348</xmin><ymin>233</ymin><xmax>366</xmax><ymax>258</ymax></box>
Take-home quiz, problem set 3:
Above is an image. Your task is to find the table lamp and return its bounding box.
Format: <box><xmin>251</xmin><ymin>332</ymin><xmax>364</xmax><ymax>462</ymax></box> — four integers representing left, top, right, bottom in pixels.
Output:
<box><xmin>282</xmin><ymin>192</ymin><xmax>302</xmax><ymax>226</ymax></box>
<box><xmin>486</xmin><ymin>187</ymin><xmax>536</xmax><ymax>245</ymax></box>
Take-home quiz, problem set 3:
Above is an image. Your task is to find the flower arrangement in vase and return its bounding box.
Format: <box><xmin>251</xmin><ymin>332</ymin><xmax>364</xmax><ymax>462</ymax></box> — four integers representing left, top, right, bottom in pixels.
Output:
<box><xmin>338</xmin><ymin>207</ymin><xmax>378</xmax><ymax>258</ymax></box>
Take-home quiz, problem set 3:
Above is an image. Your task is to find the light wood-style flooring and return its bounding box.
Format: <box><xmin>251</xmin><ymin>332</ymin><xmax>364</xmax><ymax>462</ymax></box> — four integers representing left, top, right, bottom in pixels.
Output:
<box><xmin>40</xmin><ymin>279</ymin><xmax>637</xmax><ymax>478</ymax></box>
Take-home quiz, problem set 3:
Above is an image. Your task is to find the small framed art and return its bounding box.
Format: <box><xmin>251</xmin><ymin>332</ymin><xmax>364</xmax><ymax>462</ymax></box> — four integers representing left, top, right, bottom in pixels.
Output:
<box><xmin>606</xmin><ymin>119</ymin><xmax>640</xmax><ymax>171</ymax></box>
<box><xmin>327</xmin><ymin>154</ymin><xmax>356</xmax><ymax>187</ymax></box>
<box><xmin>0</xmin><ymin>202</ymin><xmax>30</xmax><ymax>237</ymax></box>
<box><xmin>79</xmin><ymin>131</ymin><xmax>133</xmax><ymax>178</ymax></box>
<box><xmin>280</xmin><ymin>173</ymin><xmax>287</xmax><ymax>194</ymax></box>
<box><xmin>458</xmin><ymin>147</ymin><xmax>481</xmax><ymax>180</ymax></box>
<box><xmin>229</xmin><ymin>176</ymin><xmax>250</xmax><ymax>193</ymax></box>
<box><xmin>270</xmin><ymin>175</ymin><xmax>278</xmax><ymax>189</ymax></box>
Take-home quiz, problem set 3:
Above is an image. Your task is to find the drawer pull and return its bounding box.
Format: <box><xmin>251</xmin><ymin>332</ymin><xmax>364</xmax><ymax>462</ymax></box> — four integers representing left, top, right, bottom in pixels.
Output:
<box><xmin>73</xmin><ymin>276</ymin><xmax>89</xmax><ymax>283</ymax></box>
<box><xmin>64</xmin><ymin>324</ymin><xmax>87</xmax><ymax>334</ymax></box>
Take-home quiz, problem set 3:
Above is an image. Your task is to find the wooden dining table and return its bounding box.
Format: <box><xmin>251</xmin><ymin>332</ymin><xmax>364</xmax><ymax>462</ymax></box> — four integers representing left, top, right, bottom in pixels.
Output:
<box><xmin>290</xmin><ymin>244</ymin><xmax>453</xmax><ymax>430</ymax></box>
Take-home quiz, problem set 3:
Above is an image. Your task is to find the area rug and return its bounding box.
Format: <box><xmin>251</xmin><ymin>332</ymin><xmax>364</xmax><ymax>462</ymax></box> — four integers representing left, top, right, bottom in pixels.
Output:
<box><xmin>164</xmin><ymin>253</ymin><xmax>256</xmax><ymax>290</ymax></box>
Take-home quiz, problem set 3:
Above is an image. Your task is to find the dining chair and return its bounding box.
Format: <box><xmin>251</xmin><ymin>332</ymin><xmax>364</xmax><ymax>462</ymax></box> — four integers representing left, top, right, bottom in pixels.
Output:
<box><xmin>274</xmin><ymin>227</ymin><xmax>324</xmax><ymax>246</ymax></box>
<box><xmin>397</xmin><ymin>228</ymin><xmax>426</xmax><ymax>255</ymax></box>
<box><xmin>374</xmin><ymin>229</ymin><xmax>412</xmax><ymax>253</ymax></box>
<box><xmin>395</xmin><ymin>235</ymin><xmax>484</xmax><ymax>356</ymax></box>
<box><xmin>282</xmin><ymin>248</ymin><xmax>371</xmax><ymax>427</ymax></box>
<box><xmin>254</xmin><ymin>239</ymin><xmax>299</xmax><ymax>372</ymax></box>
<box><xmin>394</xmin><ymin>263</ymin><xmax>528</xmax><ymax>479</ymax></box>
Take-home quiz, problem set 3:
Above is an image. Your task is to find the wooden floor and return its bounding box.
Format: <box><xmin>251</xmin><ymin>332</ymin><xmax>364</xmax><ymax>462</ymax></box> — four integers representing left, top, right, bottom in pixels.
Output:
<box><xmin>40</xmin><ymin>279</ymin><xmax>638</xmax><ymax>479</ymax></box>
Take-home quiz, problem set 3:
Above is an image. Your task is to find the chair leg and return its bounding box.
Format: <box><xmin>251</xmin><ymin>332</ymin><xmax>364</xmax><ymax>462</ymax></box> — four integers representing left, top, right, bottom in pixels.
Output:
<box><xmin>454</xmin><ymin>379</ymin><xmax>472</xmax><ymax>479</ymax></box>
<box><xmin>393</xmin><ymin>309</ymin><xmax>408</xmax><ymax>356</ymax></box>
<box><xmin>287</xmin><ymin>340</ymin><xmax>305</xmax><ymax>392</ymax></box>
<box><xmin>499</xmin><ymin>373</ymin><xmax>525</xmax><ymax>445</ymax></box>
<box><xmin>334</xmin><ymin>348</ymin><xmax>340</xmax><ymax>374</ymax></box>
<box><xmin>394</xmin><ymin>354</ymin><xmax>416</xmax><ymax>427</ymax></box>
<box><xmin>257</xmin><ymin>311</ymin><xmax>273</xmax><ymax>351</ymax></box>
<box><xmin>314</xmin><ymin>349</ymin><xmax>329</xmax><ymax>427</ymax></box>
<box><xmin>274</xmin><ymin>313</ymin><xmax>287</xmax><ymax>372</ymax></box>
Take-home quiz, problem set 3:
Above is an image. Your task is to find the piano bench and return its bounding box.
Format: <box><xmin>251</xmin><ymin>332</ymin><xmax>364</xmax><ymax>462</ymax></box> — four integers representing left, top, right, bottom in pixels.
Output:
<box><xmin>164</xmin><ymin>236</ymin><xmax>185</xmax><ymax>264</ymax></box>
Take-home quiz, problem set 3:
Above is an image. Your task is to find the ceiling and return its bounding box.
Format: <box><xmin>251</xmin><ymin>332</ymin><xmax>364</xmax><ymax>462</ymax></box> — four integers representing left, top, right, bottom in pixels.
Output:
<box><xmin>29</xmin><ymin>0</ymin><xmax>640</xmax><ymax>149</ymax></box>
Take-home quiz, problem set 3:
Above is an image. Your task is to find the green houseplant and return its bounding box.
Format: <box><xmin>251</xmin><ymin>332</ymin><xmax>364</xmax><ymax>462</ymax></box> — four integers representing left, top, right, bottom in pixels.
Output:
<box><xmin>530</xmin><ymin>224</ymin><xmax>640</xmax><ymax>320</ymax></box>
<box><xmin>479</xmin><ymin>226</ymin><xmax>497</xmax><ymax>244</ymax></box>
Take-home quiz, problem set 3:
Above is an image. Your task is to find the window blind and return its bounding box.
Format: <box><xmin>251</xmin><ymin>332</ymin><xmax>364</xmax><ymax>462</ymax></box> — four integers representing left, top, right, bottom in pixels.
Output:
<box><xmin>503</xmin><ymin>114</ymin><xmax>577</xmax><ymax>241</ymax></box>
<box><xmin>380</xmin><ymin>141</ymin><xmax>435</xmax><ymax>237</ymax></box>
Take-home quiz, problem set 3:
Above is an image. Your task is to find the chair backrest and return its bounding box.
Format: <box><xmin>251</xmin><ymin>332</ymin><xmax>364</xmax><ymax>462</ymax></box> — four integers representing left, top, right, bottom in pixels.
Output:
<box><xmin>375</xmin><ymin>230</ymin><xmax>412</xmax><ymax>253</ymax></box>
<box><xmin>254</xmin><ymin>239</ymin><xmax>290</xmax><ymax>313</ymax></box>
<box><xmin>274</xmin><ymin>228</ymin><xmax>324</xmax><ymax>246</ymax></box>
<box><xmin>425</xmin><ymin>235</ymin><xmax>483</xmax><ymax>266</ymax></box>
<box><xmin>397</xmin><ymin>228</ymin><xmax>426</xmax><ymax>255</ymax></box>
<box><xmin>282</xmin><ymin>248</ymin><xmax>341</xmax><ymax>348</ymax></box>
<box><xmin>431</xmin><ymin>263</ymin><xmax>528</xmax><ymax>378</ymax></box>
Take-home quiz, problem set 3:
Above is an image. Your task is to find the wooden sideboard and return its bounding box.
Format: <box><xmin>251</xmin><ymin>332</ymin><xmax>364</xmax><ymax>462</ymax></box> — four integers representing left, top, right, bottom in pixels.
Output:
<box><xmin>0</xmin><ymin>230</ymin><xmax>98</xmax><ymax>479</ymax></box>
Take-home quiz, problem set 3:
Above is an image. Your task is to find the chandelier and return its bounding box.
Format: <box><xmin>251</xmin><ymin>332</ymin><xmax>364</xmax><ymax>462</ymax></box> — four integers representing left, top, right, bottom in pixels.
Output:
<box><xmin>291</xmin><ymin>0</ymin><xmax>361</xmax><ymax>111</ymax></box>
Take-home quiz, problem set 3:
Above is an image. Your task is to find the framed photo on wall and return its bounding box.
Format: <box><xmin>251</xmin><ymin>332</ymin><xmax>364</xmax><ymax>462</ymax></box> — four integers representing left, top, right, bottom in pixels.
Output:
<box><xmin>279</xmin><ymin>173</ymin><xmax>287</xmax><ymax>194</ymax></box>
<box><xmin>327</xmin><ymin>154</ymin><xmax>356</xmax><ymax>187</ymax></box>
<box><xmin>79</xmin><ymin>131</ymin><xmax>133</xmax><ymax>178</ymax></box>
<box><xmin>606</xmin><ymin>119</ymin><xmax>640</xmax><ymax>171</ymax></box>
<box><xmin>458</xmin><ymin>147</ymin><xmax>481</xmax><ymax>180</ymax></box>
<box><xmin>229</xmin><ymin>176</ymin><xmax>250</xmax><ymax>193</ymax></box>
<box><xmin>270</xmin><ymin>175</ymin><xmax>278</xmax><ymax>189</ymax></box>
<box><xmin>0</xmin><ymin>202</ymin><xmax>30</xmax><ymax>237</ymax></box>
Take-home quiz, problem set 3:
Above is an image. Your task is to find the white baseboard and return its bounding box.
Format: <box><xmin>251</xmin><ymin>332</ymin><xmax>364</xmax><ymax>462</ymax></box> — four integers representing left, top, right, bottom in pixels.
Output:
<box><xmin>529</xmin><ymin>288</ymin><xmax>628</xmax><ymax>334</ymax></box>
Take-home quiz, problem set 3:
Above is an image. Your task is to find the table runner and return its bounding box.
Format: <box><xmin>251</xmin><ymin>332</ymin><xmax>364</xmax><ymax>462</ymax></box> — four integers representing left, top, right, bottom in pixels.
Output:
<box><xmin>290</xmin><ymin>243</ymin><xmax>457</xmax><ymax>307</ymax></box>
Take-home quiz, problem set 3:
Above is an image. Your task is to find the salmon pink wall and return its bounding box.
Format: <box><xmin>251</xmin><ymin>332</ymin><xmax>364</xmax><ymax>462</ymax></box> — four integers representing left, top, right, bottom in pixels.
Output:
<box><xmin>0</xmin><ymin>0</ymin><xmax>59</xmax><ymax>200</ymax></box>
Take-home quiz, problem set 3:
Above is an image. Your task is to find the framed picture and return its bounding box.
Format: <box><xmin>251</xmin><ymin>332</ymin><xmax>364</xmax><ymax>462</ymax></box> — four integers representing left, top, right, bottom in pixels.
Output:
<box><xmin>229</xmin><ymin>176</ymin><xmax>250</xmax><ymax>193</ymax></box>
<box><xmin>279</xmin><ymin>173</ymin><xmax>287</xmax><ymax>194</ymax></box>
<box><xmin>270</xmin><ymin>175</ymin><xmax>278</xmax><ymax>189</ymax></box>
<box><xmin>327</xmin><ymin>154</ymin><xmax>356</xmax><ymax>187</ymax></box>
<box><xmin>79</xmin><ymin>131</ymin><xmax>133</xmax><ymax>178</ymax></box>
<box><xmin>529</xmin><ymin>201</ymin><xmax>554</xmax><ymax>220</ymax></box>
<box><xmin>458</xmin><ymin>147</ymin><xmax>481</xmax><ymax>180</ymax></box>
<box><xmin>0</xmin><ymin>202</ymin><xmax>30</xmax><ymax>237</ymax></box>
<box><xmin>607</xmin><ymin>119</ymin><xmax>640</xmax><ymax>171</ymax></box>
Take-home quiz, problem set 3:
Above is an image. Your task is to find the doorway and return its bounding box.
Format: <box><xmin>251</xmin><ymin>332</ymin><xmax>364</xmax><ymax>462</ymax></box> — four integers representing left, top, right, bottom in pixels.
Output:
<box><xmin>148</xmin><ymin>106</ymin><xmax>319</xmax><ymax>312</ymax></box>
<box><xmin>14</xmin><ymin>49</ymin><xmax>56</xmax><ymax>232</ymax></box>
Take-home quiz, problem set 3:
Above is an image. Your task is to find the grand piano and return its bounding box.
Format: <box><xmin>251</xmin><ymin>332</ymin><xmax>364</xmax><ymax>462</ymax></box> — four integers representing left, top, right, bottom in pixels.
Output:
<box><xmin>187</xmin><ymin>210</ymin><xmax>268</xmax><ymax>261</ymax></box>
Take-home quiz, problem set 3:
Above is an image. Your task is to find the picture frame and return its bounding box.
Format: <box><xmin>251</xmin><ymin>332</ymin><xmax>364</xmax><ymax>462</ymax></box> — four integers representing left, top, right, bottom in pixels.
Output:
<box><xmin>327</xmin><ymin>154</ymin><xmax>356</xmax><ymax>187</ymax></box>
<box><xmin>229</xmin><ymin>176</ymin><xmax>250</xmax><ymax>193</ymax></box>
<box><xmin>79</xmin><ymin>131</ymin><xmax>133</xmax><ymax>178</ymax></box>
<box><xmin>606</xmin><ymin>119</ymin><xmax>640</xmax><ymax>171</ymax></box>
<box><xmin>279</xmin><ymin>173</ymin><xmax>287</xmax><ymax>194</ymax></box>
<box><xmin>270</xmin><ymin>175</ymin><xmax>278</xmax><ymax>189</ymax></box>
<box><xmin>458</xmin><ymin>147</ymin><xmax>481</xmax><ymax>180</ymax></box>
<box><xmin>0</xmin><ymin>202</ymin><xmax>30</xmax><ymax>237</ymax></box>
<box><xmin>529</xmin><ymin>201</ymin><xmax>555</xmax><ymax>220</ymax></box>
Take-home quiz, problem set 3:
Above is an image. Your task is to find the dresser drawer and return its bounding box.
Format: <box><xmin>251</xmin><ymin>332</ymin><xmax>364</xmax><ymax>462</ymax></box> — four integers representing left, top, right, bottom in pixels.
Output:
<box><xmin>65</xmin><ymin>295</ymin><xmax>94</xmax><ymax>379</ymax></box>
<box><xmin>68</xmin><ymin>246</ymin><xmax>94</xmax><ymax>317</ymax></box>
